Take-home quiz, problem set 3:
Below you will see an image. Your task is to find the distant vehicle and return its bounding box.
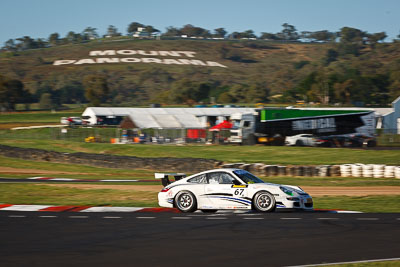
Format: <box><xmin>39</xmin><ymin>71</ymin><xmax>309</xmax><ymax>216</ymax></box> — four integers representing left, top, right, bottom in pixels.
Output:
<box><xmin>156</xmin><ymin>169</ymin><xmax>313</xmax><ymax>213</ymax></box>
<box><xmin>350</xmin><ymin>134</ymin><xmax>377</xmax><ymax>147</ymax></box>
<box><xmin>316</xmin><ymin>135</ymin><xmax>363</xmax><ymax>148</ymax></box>
<box><xmin>60</xmin><ymin>117</ymin><xmax>82</xmax><ymax>125</ymax></box>
<box><xmin>285</xmin><ymin>134</ymin><xmax>320</xmax><ymax>146</ymax></box>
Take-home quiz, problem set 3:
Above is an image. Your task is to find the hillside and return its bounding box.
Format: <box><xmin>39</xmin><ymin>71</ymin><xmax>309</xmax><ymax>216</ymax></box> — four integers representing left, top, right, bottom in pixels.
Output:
<box><xmin>1</xmin><ymin>39</ymin><xmax>400</xmax><ymax>107</ymax></box>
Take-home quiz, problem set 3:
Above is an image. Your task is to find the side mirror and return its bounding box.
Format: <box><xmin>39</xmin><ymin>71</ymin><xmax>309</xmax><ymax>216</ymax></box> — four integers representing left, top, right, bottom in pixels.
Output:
<box><xmin>232</xmin><ymin>179</ymin><xmax>241</xmax><ymax>185</ymax></box>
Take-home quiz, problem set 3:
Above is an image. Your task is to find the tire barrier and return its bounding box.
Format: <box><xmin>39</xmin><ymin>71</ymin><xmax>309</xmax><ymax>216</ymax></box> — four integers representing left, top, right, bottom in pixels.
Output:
<box><xmin>340</xmin><ymin>164</ymin><xmax>351</xmax><ymax>177</ymax></box>
<box><xmin>384</xmin><ymin>166</ymin><xmax>395</xmax><ymax>178</ymax></box>
<box><xmin>373</xmin><ymin>164</ymin><xmax>385</xmax><ymax>178</ymax></box>
<box><xmin>220</xmin><ymin>162</ymin><xmax>400</xmax><ymax>178</ymax></box>
<box><xmin>395</xmin><ymin>167</ymin><xmax>400</xmax><ymax>179</ymax></box>
<box><xmin>362</xmin><ymin>164</ymin><xmax>374</xmax><ymax>177</ymax></box>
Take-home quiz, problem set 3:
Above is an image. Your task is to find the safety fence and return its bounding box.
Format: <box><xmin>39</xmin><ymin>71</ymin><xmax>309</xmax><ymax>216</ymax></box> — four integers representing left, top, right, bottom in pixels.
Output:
<box><xmin>1</xmin><ymin>126</ymin><xmax>400</xmax><ymax>147</ymax></box>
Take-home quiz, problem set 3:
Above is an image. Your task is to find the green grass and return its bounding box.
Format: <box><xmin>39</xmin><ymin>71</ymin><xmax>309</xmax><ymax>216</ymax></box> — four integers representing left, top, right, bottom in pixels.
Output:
<box><xmin>313</xmin><ymin>195</ymin><xmax>400</xmax><ymax>213</ymax></box>
<box><xmin>0</xmin><ymin>155</ymin><xmax>155</xmax><ymax>179</ymax></box>
<box><xmin>0</xmin><ymin>111</ymin><xmax>82</xmax><ymax>124</ymax></box>
<box><xmin>0</xmin><ymin>184</ymin><xmax>158</xmax><ymax>207</ymax></box>
<box><xmin>2</xmin><ymin>156</ymin><xmax>400</xmax><ymax>187</ymax></box>
<box><xmin>1</xmin><ymin>138</ymin><xmax>400</xmax><ymax>165</ymax></box>
<box><xmin>0</xmin><ymin>183</ymin><xmax>399</xmax><ymax>212</ymax></box>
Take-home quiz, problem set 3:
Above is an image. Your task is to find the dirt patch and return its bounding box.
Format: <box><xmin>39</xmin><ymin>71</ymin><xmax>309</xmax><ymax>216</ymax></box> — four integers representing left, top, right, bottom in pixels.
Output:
<box><xmin>39</xmin><ymin>184</ymin><xmax>400</xmax><ymax>196</ymax></box>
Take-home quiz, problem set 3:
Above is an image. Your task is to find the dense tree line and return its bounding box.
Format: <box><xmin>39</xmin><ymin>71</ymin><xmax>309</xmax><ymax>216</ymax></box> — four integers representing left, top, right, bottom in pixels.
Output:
<box><xmin>2</xmin><ymin>22</ymin><xmax>395</xmax><ymax>52</ymax></box>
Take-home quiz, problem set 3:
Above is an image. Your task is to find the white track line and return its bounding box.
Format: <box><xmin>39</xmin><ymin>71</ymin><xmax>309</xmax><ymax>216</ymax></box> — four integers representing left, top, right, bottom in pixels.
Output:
<box><xmin>356</xmin><ymin>218</ymin><xmax>379</xmax><ymax>221</ymax></box>
<box><xmin>1</xmin><ymin>205</ymin><xmax>51</xmax><ymax>211</ymax></box>
<box><xmin>8</xmin><ymin>215</ymin><xmax>26</xmax><ymax>218</ymax></box>
<box><xmin>242</xmin><ymin>217</ymin><xmax>264</xmax><ymax>220</ymax></box>
<box><xmin>68</xmin><ymin>216</ymin><xmax>89</xmax><ymax>219</ymax></box>
<box><xmin>286</xmin><ymin>257</ymin><xmax>400</xmax><ymax>267</ymax></box>
<box><xmin>280</xmin><ymin>217</ymin><xmax>302</xmax><ymax>220</ymax></box>
<box><xmin>80</xmin><ymin>207</ymin><xmax>144</xmax><ymax>212</ymax></box>
<box><xmin>103</xmin><ymin>216</ymin><xmax>122</xmax><ymax>219</ymax></box>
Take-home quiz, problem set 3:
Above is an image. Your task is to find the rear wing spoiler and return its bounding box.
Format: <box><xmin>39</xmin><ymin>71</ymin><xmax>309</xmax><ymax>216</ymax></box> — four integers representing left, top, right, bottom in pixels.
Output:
<box><xmin>155</xmin><ymin>173</ymin><xmax>186</xmax><ymax>186</ymax></box>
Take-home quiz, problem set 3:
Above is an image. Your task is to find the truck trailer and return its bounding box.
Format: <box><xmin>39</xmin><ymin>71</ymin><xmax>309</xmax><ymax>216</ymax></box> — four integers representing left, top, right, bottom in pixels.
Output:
<box><xmin>228</xmin><ymin>108</ymin><xmax>376</xmax><ymax>145</ymax></box>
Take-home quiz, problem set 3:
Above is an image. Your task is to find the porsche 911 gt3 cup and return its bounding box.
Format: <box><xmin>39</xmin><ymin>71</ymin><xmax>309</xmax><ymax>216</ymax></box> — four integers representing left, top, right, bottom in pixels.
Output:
<box><xmin>156</xmin><ymin>168</ymin><xmax>313</xmax><ymax>212</ymax></box>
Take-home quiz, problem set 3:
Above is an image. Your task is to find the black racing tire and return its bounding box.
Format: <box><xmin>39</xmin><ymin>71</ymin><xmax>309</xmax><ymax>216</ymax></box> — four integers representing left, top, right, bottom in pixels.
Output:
<box><xmin>295</xmin><ymin>140</ymin><xmax>304</xmax><ymax>146</ymax></box>
<box><xmin>253</xmin><ymin>191</ymin><xmax>276</xmax><ymax>212</ymax></box>
<box><xmin>367</xmin><ymin>140</ymin><xmax>377</xmax><ymax>147</ymax></box>
<box><xmin>201</xmin><ymin>209</ymin><xmax>218</xmax><ymax>213</ymax></box>
<box><xmin>174</xmin><ymin>191</ymin><xmax>197</xmax><ymax>213</ymax></box>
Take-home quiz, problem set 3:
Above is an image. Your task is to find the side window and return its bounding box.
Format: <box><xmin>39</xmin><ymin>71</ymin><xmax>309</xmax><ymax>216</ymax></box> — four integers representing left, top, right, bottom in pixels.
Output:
<box><xmin>243</xmin><ymin>121</ymin><xmax>251</xmax><ymax>127</ymax></box>
<box><xmin>208</xmin><ymin>172</ymin><xmax>236</xmax><ymax>184</ymax></box>
<box><xmin>188</xmin><ymin>174</ymin><xmax>207</xmax><ymax>184</ymax></box>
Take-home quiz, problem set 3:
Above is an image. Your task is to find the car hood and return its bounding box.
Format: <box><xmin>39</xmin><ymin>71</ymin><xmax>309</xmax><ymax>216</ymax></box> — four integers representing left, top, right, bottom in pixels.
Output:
<box><xmin>250</xmin><ymin>182</ymin><xmax>307</xmax><ymax>195</ymax></box>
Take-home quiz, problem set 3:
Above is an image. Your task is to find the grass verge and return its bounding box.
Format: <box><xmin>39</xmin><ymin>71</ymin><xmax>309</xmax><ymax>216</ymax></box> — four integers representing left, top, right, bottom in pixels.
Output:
<box><xmin>1</xmin><ymin>139</ymin><xmax>400</xmax><ymax>165</ymax></box>
<box><xmin>313</xmin><ymin>195</ymin><xmax>400</xmax><ymax>213</ymax></box>
<box><xmin>0</xmin><ymin>183</ymin><xmax>399</xmax><ymax>212</ymax></box>
<box><xmin>0</xmin><ymin>184</ymin><xmax>158</xmax><ymax>207</ymax></box>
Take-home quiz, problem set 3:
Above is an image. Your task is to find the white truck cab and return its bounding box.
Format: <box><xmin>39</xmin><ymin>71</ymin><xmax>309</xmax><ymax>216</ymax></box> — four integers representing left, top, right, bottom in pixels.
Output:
<box><xmin>228</xmin><ymin>113</ymin><xmax>256</xmax><ymax>144</ymax></box>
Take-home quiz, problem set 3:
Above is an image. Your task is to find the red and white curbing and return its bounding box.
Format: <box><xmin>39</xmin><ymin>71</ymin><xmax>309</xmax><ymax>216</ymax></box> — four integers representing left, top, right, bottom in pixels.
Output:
<box><xmin>0</xmin><ymin>204</ymin><xmax>361</xmax><ymax>213</ymax></box>
<box><xmin>0</xmin><ymin>204</ymin><xmax>179</xmax><ymax>213</ymax></box>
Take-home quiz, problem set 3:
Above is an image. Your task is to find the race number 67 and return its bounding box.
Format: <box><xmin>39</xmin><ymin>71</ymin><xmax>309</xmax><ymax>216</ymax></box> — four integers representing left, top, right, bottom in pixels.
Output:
<box><xmin>234</xmin><ymin>188</ymin><xmax>245</xmax><ymax>196</ymax></box>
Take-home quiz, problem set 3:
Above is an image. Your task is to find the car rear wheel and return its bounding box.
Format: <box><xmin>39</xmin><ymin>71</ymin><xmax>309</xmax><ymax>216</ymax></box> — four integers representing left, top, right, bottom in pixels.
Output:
<box><xmin>253</xmin><ymin>191</ymin><xmax>276</xmax><ymax>212</ymax></box>
<box><xmin>175</xmin><ymin>191</ymin><xmax>197</xmax><ymax>213</ymax></box>
<box><xmin>295</xmin><ymin>140</ymin><xmax>304</xmax><ymax>146</ymax></box>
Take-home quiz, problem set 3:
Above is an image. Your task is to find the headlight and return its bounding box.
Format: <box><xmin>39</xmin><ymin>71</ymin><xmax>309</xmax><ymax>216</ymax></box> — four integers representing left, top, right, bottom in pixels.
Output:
<box><xmin>280</xmin><ymin>186</ymin><xmax>293</xmax><ymax>196</ymax></box>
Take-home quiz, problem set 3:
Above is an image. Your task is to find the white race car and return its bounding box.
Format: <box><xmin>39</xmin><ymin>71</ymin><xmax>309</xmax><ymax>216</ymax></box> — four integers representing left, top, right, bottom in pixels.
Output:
<box><xmin>156</xmin><ymin>168</ymin><xmax>313</xmax><ymax>213</ymax></box>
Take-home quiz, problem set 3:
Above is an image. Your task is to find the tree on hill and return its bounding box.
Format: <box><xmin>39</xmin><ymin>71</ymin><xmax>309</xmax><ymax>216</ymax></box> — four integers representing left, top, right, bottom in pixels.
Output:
<box><xmin>229</xmin><ymin>30</ymin><xmax>257</xmax><ymax>39</ymax></box>
<box><xmin>260</xmin><ymin>32</ymin><xmax>278</xmax><ymax>40</ymax></box>
<box><xmin>48</xmin><ymin>33</ymin><xmax>60</xmax><ymax>46</ymax></box>
<box><xmin>366</xmin><ymin>32</ymin><xmax>387</xmax><ymax>47</ymax></box>
<box><xmin>65</xmin><ymin>31</ymin><xmax>82</xmax><ymax>44</ymax></box>
<box><xmin>0</xmin><ymin>75</ymin><xmax>31</xmax><ymax>111</ymax></box>
<box><xmin>213</xmin><ymin>28</ymin><xmax>227</xmax><ymax>38</ymax></box>
<box><xmin>106</xmin><ymin>25</ymin><xmax>121</xmax><ymax>37</ymax></box>
<box><xmin>39</xmin><ymin>93</ymin><xmax>53</xmax><ymax>109</ymax></box>
<box><xmin>3</xmin><ymin>39</ymin><xmax>16</xmax><ymax>51</ymax></box>
<box><xmin>83</xmin><ymin>75</ymin><xmax>110</xmax><ymax>106</ymax></box>
<box><xmin>82</xmin><ymin>27</ymin><xmax>99</xmax><ymax>40</ymax></box>
<box><xmin>127</xmin><ymin>22</ymin><xmax>145</xmax><ymax>34</ymax></box>
<box><xmin>163</xmin><ymin>26</ymin><xmax>181</xmax><ymax>37</ymax></box>
<box><xmin>180</xmin><ymin>24</ymin><xmax>210</xmax><ymax>37</ymax></box>
<box><xmin>309</xmin><ymin>30</ymin><xmax>337</xmax><ymax>42</ymax></box>
<box><xmin>339</xmin><ymin>27</ymin><xmax>365</xmax><ymax>44</ymax></box>
<box><xmin>277</xmin><ymin>23</ymin><xmax>299</xmax><ymax>41</ymax></box>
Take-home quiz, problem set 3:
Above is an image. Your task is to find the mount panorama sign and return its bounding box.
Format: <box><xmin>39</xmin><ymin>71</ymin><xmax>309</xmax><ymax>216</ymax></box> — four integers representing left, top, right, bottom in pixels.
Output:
<box><xmin>53</xmin><ymin>50</ymin><xmax>228</xmax><ymax>68</ymax></box>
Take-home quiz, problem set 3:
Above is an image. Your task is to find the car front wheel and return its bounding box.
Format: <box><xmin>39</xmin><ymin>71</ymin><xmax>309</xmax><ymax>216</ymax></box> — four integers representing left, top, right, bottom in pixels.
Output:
<box><xmin>175</xmin><ymin>191</ymin><xmax>197</xmax><ymax>213</ymax></box>
<box><xmin>253</xmin><ymin>191</ymin><xmax>276</xmax><ymax>212</ymax></box>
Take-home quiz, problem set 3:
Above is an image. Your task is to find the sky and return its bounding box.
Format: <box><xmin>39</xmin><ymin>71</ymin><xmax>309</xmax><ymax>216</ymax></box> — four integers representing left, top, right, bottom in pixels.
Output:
<box><xmin>1</xmin><ymin>0</ymin><xmax>400</xmax><ymax>45</ymax></box>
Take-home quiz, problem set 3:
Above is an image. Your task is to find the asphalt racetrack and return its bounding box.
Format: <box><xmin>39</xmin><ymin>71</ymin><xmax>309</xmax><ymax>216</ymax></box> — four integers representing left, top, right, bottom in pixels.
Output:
<box><xmin>0</xmin><ymin>211</ymin><xmax>399</xmax><ymax>267</ymax></box>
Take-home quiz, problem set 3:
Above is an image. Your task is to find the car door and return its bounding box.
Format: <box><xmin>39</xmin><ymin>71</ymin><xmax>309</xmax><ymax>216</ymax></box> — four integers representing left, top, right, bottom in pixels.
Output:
<box><xmin>204</xmin><ymin>172</ymin><xmax>248</xmax><ymax>208</ymax></box>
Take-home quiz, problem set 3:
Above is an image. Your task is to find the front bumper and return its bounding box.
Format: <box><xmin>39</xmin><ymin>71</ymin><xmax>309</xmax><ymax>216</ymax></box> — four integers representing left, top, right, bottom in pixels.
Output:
<box><xmin>280</xmin><ymin>196</ymin><xmax>313</xmax><ymax>210</ymax></box>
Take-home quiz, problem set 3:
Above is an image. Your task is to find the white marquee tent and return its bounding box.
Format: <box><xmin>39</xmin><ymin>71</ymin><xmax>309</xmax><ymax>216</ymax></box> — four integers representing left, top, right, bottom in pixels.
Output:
<box><xmin>81</xmin><ymin>107</ymin><xmax>255</xmax><ymax>129</ymax></box>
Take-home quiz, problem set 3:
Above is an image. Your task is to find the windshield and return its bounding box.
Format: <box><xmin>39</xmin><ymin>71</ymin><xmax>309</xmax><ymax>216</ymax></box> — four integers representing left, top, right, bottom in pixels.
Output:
<box><xmin>232</xmin><ymin>120</ymin><xmax>241</xmax><ymax>129</ymax></box>
<box><xmin>233</xmin><ymin>170</ymin><xmax>265</xmax><ymax>184</ymax></box>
